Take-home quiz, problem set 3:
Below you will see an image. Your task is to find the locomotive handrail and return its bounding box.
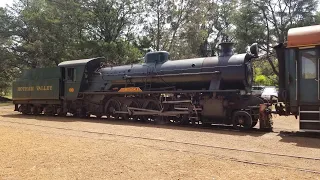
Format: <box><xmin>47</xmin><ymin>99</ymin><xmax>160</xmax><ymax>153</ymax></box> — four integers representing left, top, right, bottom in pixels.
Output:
<box><xmin>123</xmin><ymin>71</ymin><xmax>221</xmax><ymax>79</ymax></box>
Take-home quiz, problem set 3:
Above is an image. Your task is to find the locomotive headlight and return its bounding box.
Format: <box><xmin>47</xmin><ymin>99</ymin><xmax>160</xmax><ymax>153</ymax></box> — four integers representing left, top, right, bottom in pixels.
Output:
<box><xmin>250</xmin><ymin>43</ymin><xmax>259</xmax><ymax>57</ymax></box>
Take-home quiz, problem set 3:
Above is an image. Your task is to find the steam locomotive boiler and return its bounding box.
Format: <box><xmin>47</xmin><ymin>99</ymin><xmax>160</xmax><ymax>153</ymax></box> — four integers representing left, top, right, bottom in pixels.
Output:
<box><xmin>92</xmin><ymin>43</ymin><xmax>253</xmax><ymax>92</ymax></box>
<box><xmin>12</xmin><ymin>42</ymin><xmax>273</xmax><ymax>130</ymax></box>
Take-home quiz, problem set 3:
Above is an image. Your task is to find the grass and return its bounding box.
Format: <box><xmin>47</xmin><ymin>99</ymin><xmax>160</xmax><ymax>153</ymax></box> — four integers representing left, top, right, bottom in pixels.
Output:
<box><xmin>0</xmin><ymin>88</ymin><xmax>13</xmax><ymax>107</ymax></box>
<box><xmin>3</xmin><ymin>88</ymin><xmax>12</xmax><ymax>99</ymax></box>
<box><xmin>0</xmin><ymin>102</ymin><xmax>13</xmax><ymax>106</ymax></box>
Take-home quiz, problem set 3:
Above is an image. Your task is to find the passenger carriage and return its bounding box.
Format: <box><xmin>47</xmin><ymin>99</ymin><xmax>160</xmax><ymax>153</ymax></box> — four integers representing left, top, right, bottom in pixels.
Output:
<box><xmin>275</xmin><ymin>24</ymin><xmax>320</xmax><ymax>132</ymax></box>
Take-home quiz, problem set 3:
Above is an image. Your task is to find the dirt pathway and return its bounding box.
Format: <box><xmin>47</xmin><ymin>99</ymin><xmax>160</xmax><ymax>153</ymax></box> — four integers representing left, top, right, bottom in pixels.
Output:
<box><xmin>0</xmin><ymin>105</ymin><xmax>319</xmax><ymax>179</ymax></box>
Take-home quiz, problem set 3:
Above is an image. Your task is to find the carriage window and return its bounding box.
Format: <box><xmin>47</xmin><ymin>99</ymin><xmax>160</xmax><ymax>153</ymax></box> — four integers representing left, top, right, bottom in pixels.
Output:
<box><xmin>301</xmin><ymin>49</ymin><xmax>317</xmax><ymax>79</ymax></box>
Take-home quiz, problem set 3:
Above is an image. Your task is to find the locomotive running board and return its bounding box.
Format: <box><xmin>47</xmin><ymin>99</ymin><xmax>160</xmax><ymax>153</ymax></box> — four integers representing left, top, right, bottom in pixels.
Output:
<box><xmin>114</xmin><ymin>106</ymin><xmax>190</xmax><ymax>116</ymax></box>
<box><xmin>123</xmin><ymin>71</ymin><xmax>220</xmax><ymax>79</ymax></box>
<box><xmin>132</xmin><ymin>111</ymin><xmax>190</xmax><ymax>116</ymax></box>
<box><xmin>114</xmin><ymin>110</ymin><xmax>190</xmax><ymax>116</ymax></box>
<box><xmin>81</xmin><ymin>89</ymin><xmax>240</xmax><ymax>95</ymax></box>
<box><xmin>162</xmin><ymin>100</ymin><xmax>192</xmax><ymax>104</ymax></box>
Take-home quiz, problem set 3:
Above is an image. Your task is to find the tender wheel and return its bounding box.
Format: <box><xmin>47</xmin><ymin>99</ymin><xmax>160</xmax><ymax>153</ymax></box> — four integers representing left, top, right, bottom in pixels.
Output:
<box><xmin>30</xmin><ymin>106</ymin><xmax>39</xmax><ymax>115</ymax></box>
<box><xmin>232</xmin><ymin>111</ymin><xmax>253</xmax><ymax>130</ymax></box>
<box><xmin>44</xmin><ymin>106</ymin><xmax>54</xmax><ymax>116</ymax></box>
<box><xmin>105</xmin><ymin>99</ymin><xmax>121</xmax><ymax>119</ymax></box>
<box><xmin>56</xmin><ymin>107</ymin><xmax>67</xmax><ymax>117</ymax></box>
<box><xmin>19</xmin><ymin>104</ymin><xmax>29</xmax><ymax>115</ymax></box>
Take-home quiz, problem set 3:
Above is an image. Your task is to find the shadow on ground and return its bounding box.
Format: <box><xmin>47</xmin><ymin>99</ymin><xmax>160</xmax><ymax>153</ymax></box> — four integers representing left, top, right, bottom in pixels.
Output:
<box><xmin>1</xmin><ymin>113</ymin><xmax>270</xmax><ymax>138</ymax></box>
<box><xmin>278</xmin><ymin>131</ymin><xmax>320</xmax><ymax>149</ymax></box>
<box><xmin>2</xmin><ymin>113</ymin><xmax>320</xmax><ymax>149</ymax></box>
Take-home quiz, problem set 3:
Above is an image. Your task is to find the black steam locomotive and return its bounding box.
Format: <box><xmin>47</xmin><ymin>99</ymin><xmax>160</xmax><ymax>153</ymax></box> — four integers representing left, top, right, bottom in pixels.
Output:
<box><xmin>12</xmin><ymin>42</ymin><xmax>272</xmax><ymax>130</ymax></box>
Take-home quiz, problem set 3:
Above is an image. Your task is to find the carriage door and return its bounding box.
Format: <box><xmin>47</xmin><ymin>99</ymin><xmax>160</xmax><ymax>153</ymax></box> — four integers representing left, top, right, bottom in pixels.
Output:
<box><xmin>299</xmin><ymin>48</ymin><xmax>319</xmax><ymax>104</ymax></box>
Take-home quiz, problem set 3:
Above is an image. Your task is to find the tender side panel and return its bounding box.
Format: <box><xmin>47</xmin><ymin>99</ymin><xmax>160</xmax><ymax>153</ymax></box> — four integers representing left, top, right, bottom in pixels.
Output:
<box><xmin>12</xmin><ymin>67</ymin><xmax>61</xmax><ymax>100</ymax></box>
<box><xmin>13</xmin><ymin>79</ymin><xmax>60</xmax><ymax>100</ymax></box>
<box><xmin>12</xmin><ymin>80</ymin><xmax>31</xmax><ymax>100</ymax></box>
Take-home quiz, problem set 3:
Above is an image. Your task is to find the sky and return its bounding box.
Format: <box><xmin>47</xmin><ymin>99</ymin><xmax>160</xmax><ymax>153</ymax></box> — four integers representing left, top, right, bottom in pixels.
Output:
<box><xmin>0</xmin><ymin>0</ymin><xmax>13</xmax><ymax>8</ymax></box>
<box><xmin>1</xmin><ymin>0</ymin><xmax>320</xmax><ymax>9</ymax></box>
<box><xmin>1</xmin><ymin>0</ymin><xmax>319</xmax><ymax>14</ymax></box>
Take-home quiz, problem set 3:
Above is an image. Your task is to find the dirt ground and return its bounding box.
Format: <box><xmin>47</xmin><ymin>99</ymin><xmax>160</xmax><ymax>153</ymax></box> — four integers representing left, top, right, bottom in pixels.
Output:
<box><xmin>0</xmin><ymin>105</ymin><xmax>319</xmax><ymax>180</ymax></box>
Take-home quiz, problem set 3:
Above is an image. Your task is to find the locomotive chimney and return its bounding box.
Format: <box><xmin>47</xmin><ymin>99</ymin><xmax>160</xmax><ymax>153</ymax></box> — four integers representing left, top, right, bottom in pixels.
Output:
<box><xmin>218</xmin><ymin>42</ymin><xmax>234</xmax><ymax>57</ymax></box>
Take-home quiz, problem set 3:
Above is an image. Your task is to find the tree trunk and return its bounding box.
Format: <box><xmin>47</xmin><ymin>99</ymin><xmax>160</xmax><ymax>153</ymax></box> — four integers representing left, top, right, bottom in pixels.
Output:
<box><xmin>259</xmin><ymin>3</ymin><xmax>279</xmax><ymax>77</ymax></box>
<box><xmin>156</xmin><ymin>0</ymin><xmax>161</xmax><ymax>51</ymax></box>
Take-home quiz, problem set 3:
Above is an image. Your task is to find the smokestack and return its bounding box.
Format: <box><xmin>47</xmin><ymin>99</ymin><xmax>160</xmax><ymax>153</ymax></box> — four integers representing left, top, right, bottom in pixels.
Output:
<box><xmin>218</xmin><ymin>42</ymin><xmax>234</xmax><ymax>57</ymax></box>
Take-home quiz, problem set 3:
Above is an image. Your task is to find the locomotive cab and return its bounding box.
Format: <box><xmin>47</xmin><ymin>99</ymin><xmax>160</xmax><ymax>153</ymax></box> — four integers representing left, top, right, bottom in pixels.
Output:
<box><xmin>58</xmin><ymin>57</ymin><xmax>104</xmax><ymax>100</ymax></box>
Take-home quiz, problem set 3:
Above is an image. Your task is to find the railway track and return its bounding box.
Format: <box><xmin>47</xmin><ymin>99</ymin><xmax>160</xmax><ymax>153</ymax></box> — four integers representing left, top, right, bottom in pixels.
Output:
<box><xmin>2</xmin><ymin>112</ymin><xmax>320</xmax><ymax>139</ymax></box>
<box><xmin>2</xmin><ymin>112</ymin><xmax>320</xmax><ymax>138</ymax></box>
<box><xmin>0</xmin><ymin>117</ymin><xmax>320</xmax><ymax>175</ymax></box>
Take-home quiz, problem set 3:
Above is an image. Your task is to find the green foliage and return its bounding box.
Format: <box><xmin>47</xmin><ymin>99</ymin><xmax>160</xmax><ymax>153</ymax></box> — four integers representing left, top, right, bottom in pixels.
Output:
<box><xmin>0</xmin><ymin>7</ymin><xmax>19</xmax><ymax>95</ymax></box>
<box><xmin>234</xmin><ymin>0</ymin><xmax>319</xmax><ymax>86</ymax></box>
<box><xmin>316</xmin><ymin>12</ymin><xmax>320</xmax><ymax>23</ymax></box>
<box><xmin>253</xmin><ymin>59</ymin><xmax>278</xmax><ymax>86</ymax></box>
<box><xmin>231</xmin><ymin>0</ymin><xmax>265</xmax><ymax>53</ymax></box>
<box><xmin>254</xmin><ymin>75</ymin><xmax>267</xmax><ymax>85</ymax></box>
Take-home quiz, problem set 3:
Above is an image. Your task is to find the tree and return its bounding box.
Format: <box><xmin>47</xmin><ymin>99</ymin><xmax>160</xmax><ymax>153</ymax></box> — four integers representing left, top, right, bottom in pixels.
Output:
<box><xmin>0</xmin><ymin>7</ymin><xmax>19</xmax><ymax>94</ymax></box>
<box><xmin>80</xmin><ymin>0</ymin><xmax>144</xmax><ymax>64</ymax></box>
<box><xmin>0</xmin><ymin>0</ymin><xmax>319</xmax><ymax>90</ymax></box>
<box><xmin>252</xmin><ymin>0</ymin><xmax>319</xmax><ymax>76</ymax></box>
<box><xmin>142</xmin><ymin>0</ymin><xmax>169</xmax><ymax>51</ymax></box>
<box><xmin>231</xmin><ymin>0</ymin><xmax>265</xmax><ymax>53</ymax></box>
<box><xmin>316</xmin><ymin>12</ymin><xmax>320</xmax><ymax>23</ymax></box>
<box><xmin>3</xmin><ymin>0</ymin><xmax>143</xmax><ymax>68</ymax></box>
<box><xmin>174</xmin><ymin>0</ymin><xmax>237</xmax><ymax>58</ymax></box>
<box><xmin>4</xmin><ymin>0</ymin><xmax>82</xmax><ymax>67</ymax></box>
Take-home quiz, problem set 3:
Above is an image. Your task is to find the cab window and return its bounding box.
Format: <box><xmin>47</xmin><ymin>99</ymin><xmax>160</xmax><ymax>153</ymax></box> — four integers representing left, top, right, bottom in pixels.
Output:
<box><xmin>67</xmin><ymin>68</ymin><xmax>76</xmax><ymax>81</ymax></box>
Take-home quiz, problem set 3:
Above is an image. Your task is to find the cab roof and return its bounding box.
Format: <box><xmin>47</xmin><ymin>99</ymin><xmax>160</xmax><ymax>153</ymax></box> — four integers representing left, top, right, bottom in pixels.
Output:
<box><xmin>58</xmin><ymin>57</ymin><xmax>105</xmax><ymax>67</ymax></box>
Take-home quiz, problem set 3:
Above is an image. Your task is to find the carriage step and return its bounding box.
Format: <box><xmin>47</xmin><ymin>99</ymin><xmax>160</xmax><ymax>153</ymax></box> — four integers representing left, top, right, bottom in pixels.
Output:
<box><xmin>299</xmin><ymin>129</ymin><xmax>320</xmax><ymax>133</ymax></box>
<box><xmin>300</xmin><ymin>111</ymin><xmax>320</xmax><ymax>113</ymax></box>
<box><xmin>300</xmin><ymin>120</ymin><xmax>320</xmax><ymax>122</ymax></box>
<box><xmin>299</xmin><ymin>106</ymin><xmax>320</xmax><ymax>132</ymax></box>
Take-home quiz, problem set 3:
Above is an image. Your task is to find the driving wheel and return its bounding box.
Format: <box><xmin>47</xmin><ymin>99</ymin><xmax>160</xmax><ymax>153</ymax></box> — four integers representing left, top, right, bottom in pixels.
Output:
<box><xmin>232</xmin><ymin>111</ymin><xmax>252</xmax><ymax>130</ymax></box>
<box><xmin>122</xmin><ymin>100</ymin><xmax>140</xmax><ymax>121</ymax></box>
<box><xmin>142</xmin><ymin>100</ymin><xmax>162</xmax><ymax>122</ymax></box>
<box><xmin>105</xmin><ymin>99</ymin><xmax>121</xmax><ymax>119</ymax></box>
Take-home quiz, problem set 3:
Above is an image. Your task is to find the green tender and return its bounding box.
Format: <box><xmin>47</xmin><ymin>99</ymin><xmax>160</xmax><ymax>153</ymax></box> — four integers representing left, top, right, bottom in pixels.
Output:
<box><xmin>12</xmin><ymin>67</ymin><xmax>61</xmax><ymax>100</ymax></box>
